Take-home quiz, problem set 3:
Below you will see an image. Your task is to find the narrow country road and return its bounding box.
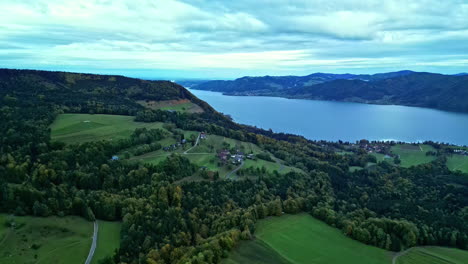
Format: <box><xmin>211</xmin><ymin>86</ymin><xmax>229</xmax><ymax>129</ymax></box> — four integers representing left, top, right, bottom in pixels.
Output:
<box><xmin>85</xmin><ymin>221</ymin><xmax>98</xmax><ymax>264</ymax></box>
<box><xmin>225</xmin><ymin>161</ymin><xmax>244</xmax><ymax>179</ymax></box>
<box><xmin>184</xmin><ymin>133</ymin><xmax>201</xmax><ymax>154</ymax></box>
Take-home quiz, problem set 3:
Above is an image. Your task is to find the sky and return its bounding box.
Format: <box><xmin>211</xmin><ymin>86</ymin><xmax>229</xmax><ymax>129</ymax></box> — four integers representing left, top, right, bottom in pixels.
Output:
<box><xmin>1</xmin><ymin>0</ymin><xmax>468</xmax><ymax>79</ymax></box>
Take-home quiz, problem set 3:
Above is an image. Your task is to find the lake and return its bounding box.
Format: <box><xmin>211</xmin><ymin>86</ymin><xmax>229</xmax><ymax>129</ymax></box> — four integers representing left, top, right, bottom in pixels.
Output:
<box><xmin>189</xmin><ymin>89</ymin><xmax>468</xmax><ymax>146</ymax></box>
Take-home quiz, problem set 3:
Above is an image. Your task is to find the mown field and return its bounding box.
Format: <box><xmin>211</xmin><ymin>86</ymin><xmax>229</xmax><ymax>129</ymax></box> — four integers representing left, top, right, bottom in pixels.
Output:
<box><xmin>0</xmin><ymin>214</ymin><xmax>93</xmax><ymax>264</ymax></box>
<box><xmin>446</xmin><ymin>155</ymin><xmax>468</xmax><ymax>174</ymax></box>
<box><xmin>91</xmin><ymin>221</ymin><xmax>122</xmax><ymax>264</ymax></box>
<box><xmin>137</xmin><ymin>99</ymin><xmax>204</xmax><ymax>113</ymax></box>
<box><xmin>50</xmin><ymin>114</ymin><xmax>165</xmax><ymax>144</ymax></box>
<box><xmin>396</xmin><ymin>247</ymin><xmax>468</xmax><ymax>264</ymax></box>
<box><xmin>225</xmin><ymin>214</ymin><xmax>392</xmax><ymax>264</ymax></box>
<box><xmin>391</xmin><ymin>144</ymin><xmax>436</xmax><ymax>168</ymax></box>
<box><xmin>223</xmin><ymin>239</ymin><xmax>291</xmax><ymax>264</ymax></box>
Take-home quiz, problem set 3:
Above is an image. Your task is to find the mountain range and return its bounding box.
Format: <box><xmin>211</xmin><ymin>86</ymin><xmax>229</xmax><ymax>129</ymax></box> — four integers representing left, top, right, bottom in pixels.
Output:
<box><xmin>186</xmin><ymin>71</ymin><xmax>468</xmax><ymax>113</ymax></box>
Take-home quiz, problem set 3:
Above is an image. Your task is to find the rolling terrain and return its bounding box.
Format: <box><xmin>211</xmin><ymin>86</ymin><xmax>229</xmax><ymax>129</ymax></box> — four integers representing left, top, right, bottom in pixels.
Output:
<box><xmin>190</xmin><ymin>71</ymin><xmax>468</xmax><ymax>113</ymax></box>
<box><xmin>1</xmin><ymin>69</ymin><xmax>467</xmax><ymax>264</ymax></box>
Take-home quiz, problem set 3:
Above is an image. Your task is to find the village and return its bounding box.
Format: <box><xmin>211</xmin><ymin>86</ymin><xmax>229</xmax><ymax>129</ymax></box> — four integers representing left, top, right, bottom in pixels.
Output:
<box><xmin>453</xmin><ymin>149</ymin><xmax>468</xmax><ymax>156</ymax></box>
<box><xmin>217</xmin><ymin>149</ymin><xmax>254</xmax><ymax>165</ymax></box>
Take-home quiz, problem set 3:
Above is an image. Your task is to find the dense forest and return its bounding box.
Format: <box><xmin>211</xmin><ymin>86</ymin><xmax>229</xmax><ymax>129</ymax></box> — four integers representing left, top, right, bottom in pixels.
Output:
<box><xmin>189</xmin><ymin>71</ymin><xmax>468</xmax><ymax>113</ymax></box>
<box><xmin>0</xmin><ymin>69</ymin><xmax>467</xmax><ymax>264</ymax></box>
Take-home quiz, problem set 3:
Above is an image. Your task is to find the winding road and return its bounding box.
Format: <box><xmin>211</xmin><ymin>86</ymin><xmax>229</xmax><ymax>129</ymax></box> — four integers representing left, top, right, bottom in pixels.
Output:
<box><xmin>183</xmin><ymin>133</ymin><xmax>201</xmax><ymax>154</ymax></box>
<box><xmin>225</xmin><ymin>161</ymin><xmax>244</xmax><ymax>179</ymax></box>
<box><xmin>84</xmin><ymin>221</ymin><xmax>98</xmax><ymax>264</ymax></box>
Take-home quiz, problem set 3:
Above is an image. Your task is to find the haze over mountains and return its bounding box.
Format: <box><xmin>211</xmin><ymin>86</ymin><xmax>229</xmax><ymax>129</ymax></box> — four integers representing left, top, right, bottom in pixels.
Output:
<box><xmin>186</xmin><ymin>71</ymin><xmax>468</xmax><ymax>113</ymax></box>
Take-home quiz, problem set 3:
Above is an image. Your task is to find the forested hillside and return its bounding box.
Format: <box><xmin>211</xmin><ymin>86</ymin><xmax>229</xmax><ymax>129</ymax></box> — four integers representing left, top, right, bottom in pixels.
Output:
<box><xmin>0</xmin><ymin>69</ymin><xmax>466</xmax><ymax>264</ymax></box>
<box><xmin>190</xmin><ymin>71</ymin><xmax>468</xmax><ymax>113</ymax></box>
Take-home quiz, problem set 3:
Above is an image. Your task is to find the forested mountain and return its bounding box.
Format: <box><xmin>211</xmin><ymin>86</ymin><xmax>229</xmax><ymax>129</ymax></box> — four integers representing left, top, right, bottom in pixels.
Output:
<box><xmin>0</xmin><ymin>69</ymin><xmax>467</xmax><ymax>264</ymax></box>
<box><xmin>190</xmin><ymin>71</ymin><xmax>468</xmax><ymax>113</ymax></box>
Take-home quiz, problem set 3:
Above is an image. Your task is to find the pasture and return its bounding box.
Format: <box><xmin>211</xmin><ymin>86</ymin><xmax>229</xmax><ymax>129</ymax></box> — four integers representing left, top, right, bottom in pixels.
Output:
<box><xmin>137</xmin><ymin>99</ymin><xmax>204</xmax><ymax>113</ymax></box>
<box><xmin>222</xmin><ymin>239</ymin><xmax>291</xmax><ymax>264</ymax></box>
<box><xmin>391</xmin><ymin>144</ymin><xmax>436</xmax><ymax>167</ymax></box>
<box><xmin>91</xmin><ymin>221</ymin><xmax>122</xmax><ymax>264</ymax></box>
<box><xmin>0</xmin><ymin>214</ymin><xmax>93</xmax><ymax>264</ymax></box>
<box><xmin>50</xmin><ymin>114</ymin><xmax>165</xmax><ymax>144</ymax></box>
<box><xmin>396</xmin><ymin>247</ymin><xmax>468</xmax><ymax>264</ymax></box>
<box><xmin>446</xmin><ymin>155</ymin><xmax>468</xmax><ymax>174</ymax></box>
<box><xmin>229</xmin><ymin>214</ymin><xmax>392</xmax><ymax>264</ymax></box>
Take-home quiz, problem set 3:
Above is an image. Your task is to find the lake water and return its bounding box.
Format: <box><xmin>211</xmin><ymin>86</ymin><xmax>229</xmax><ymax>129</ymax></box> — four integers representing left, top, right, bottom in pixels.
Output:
<box><xmin>189</xmin><ymin>89</ymin><xmax>468</xmax><ymax>146</ymax></box>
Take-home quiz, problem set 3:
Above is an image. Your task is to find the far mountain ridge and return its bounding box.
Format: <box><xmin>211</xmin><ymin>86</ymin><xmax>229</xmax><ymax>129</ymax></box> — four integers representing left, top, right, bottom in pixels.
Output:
<box><xmin>189</xmin><ymin>71</ymin><xmax>468</xmax><ymax>113</ymax></box>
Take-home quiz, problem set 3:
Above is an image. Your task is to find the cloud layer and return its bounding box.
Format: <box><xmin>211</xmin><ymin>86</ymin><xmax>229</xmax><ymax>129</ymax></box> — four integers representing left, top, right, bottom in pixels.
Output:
<box><xmin>1</xmin><ymin>0</ymin><xmax>468</xmax><ymax>78</ymax></box>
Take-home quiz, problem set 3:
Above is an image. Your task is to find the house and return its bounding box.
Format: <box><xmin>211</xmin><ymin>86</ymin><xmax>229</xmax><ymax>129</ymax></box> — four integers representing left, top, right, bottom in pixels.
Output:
<box><xmin>200</xmin><ymin>132</ymin><xmax>207</xmax><ymax>139</ymax></box>
<box><xmin>232</xmin><ymin>154</ymin><xmax>243</xmax><ymax>164</ymax></box>
<box><xmin>247</xmin><ymin>154</ymin><xmax>254</xmax><ymax>159</ymax></box>
<box><xmin>111</xmin><ymin>155</ymin><xmax>119</xmax><ymax>161</ymax></box>
<box><xmin>181</xmin><ymin>139</ymin><xmax>187</xmax><ymax>144</ymax></box>
<box><xmin>218</xmin><ymin>150</ymin><xmax>230</xmax><ymax>162</ymax></box>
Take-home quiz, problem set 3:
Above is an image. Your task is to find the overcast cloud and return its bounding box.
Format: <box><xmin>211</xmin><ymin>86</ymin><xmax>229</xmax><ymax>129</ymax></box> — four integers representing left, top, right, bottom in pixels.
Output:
<box><xmin>1</xmin><ymin>0</ymin><xmax>467</xmax><ymax>78</ymax></box>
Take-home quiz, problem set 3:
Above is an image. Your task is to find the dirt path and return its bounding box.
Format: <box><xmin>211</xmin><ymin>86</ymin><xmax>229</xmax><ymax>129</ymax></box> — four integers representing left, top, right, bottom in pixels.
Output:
<box><xmin>85</xmin><ymin>221</ymin><xmax>98</xmax><ymax>264</ymax></box>
<box><xmin>392</xmin><ymin>247</ymin><xmax>413</xmax><ymax>264</ymax></box>
<box><xmin>225</xmin><ymin>161</ymin><xmax>244</xmax><ymax>179</ymax></box>
<box><xmin>184</xmin><ymin>133</ymin><xmax>201</xmax><ymax>154</ymax></box>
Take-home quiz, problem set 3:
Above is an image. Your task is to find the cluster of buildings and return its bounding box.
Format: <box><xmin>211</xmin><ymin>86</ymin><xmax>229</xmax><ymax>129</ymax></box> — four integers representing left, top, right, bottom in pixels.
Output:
<box><xmin>453</xmin><ymin>149</ymin><xmax>468</xmax><ymax>156</ymax></box>
<box><xmin>218</xmin><ymin>150</ymin><xmax>254</xmax><ymax>164</ymax></box>
<box><xmin>360</xmin><ymin>143</ymin><xmax>391</xmax><ymax>154</ymax></box>
<box><xmin>163</xmin><ymin>139</ymin><xmax>187</xmax><ymax>151</ymax></box>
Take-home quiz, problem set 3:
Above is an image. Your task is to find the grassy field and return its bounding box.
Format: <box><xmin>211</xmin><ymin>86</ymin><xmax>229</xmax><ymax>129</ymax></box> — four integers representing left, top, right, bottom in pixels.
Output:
<box><xmin>187</xmin><ymin>135</ymin><xmax>262</xmax><ymax>154</ymax></box>
<box><xmin>91</xmin><ymin>221</ymin><xmax>121</xmax><ymax>264</ymax></box>
<box><xmin>446</xmin><ymin>155</ymin><xmax>468</xmax><ymax>174</ymax></box>
<box><xmin>225</xmin><ymin>214</ymin><xmax>392</xmax><ymax>264</ymax></box>
<box><xmin>50</xmin><ymin>114</ymin><xmax>165</xmax><ymax>144</ymax></box>
<box><xmin>396</xmin><ymin>247</ymin><xmax>468</xmax><ymax>264</ymax></box>
<box><xmin>391</xmin><ymin>144</ymin><xmax>436</xmax><ymax>168</ymax></box>
<box><xmin>349</xmin><ymin>166</ymin><xmax>363</xmax><ymax>172</ymax></box>
<box><xmin>137</xmin><ymin>99</ymin><xmax>204</xmax><ymax>113</ymax></box>
<box><xmin>0</xmin><ymin>214</ymin><xmax>93</xmax><ymax>264</ymax></box>
<box><xmin>222</xmin><ymin>239</ymin><xmax>291</xmax><ymax>264</ymax></box>
<box><xmin>371</xmin><ymin>153</ymin><xmax>394</xmax><ymax>164</ymax></box>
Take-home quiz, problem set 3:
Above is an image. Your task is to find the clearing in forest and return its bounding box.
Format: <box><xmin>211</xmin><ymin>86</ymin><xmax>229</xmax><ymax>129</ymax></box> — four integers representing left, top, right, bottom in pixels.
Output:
<box><xmin>225</xmin><ymin>214</ymin><xmax>392</xmax><ymax>264</ymax></box>
<box><xmin>50</xmin><ymin>114</ymin><xmax>165</xmax><ymax>144</ymax></box>
<box><xmin>137</xmin><ymin>99</ymin><xmax>204</xmax><ymax>113</ymax></box>
<box><xmin>391</xmin><ymin>144</ymin><xmax>436</xmax><ymax>167</ymax></box>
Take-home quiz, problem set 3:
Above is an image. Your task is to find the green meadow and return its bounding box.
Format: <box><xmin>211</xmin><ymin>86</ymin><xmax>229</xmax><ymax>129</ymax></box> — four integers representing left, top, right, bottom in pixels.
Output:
<box><xmin>91</xmin><ymin>221</ymin><xmax>122</xmax><ymax>264</ymax></box>
<box><xmin>396</xmin><ymin>247</ymin><xmax>468</xmax><ymax>264</ymax></box>
<box><xmin>226</xmin><ymin>214</ymin><xmax>392</xmax><ymax>264</ymax></box>
<box><xmin>446</xmin><ymin>155</ymin><xmax>468</xmax><ymax>174</ymax></box>
<box><xmin>391</xmin><ymin>144</ymin><xmax>436</xmax><ymax>167</ymax></box>
<box><xmin>0</xmin><ymin>214</ymin><xmax>93</xmax><ymax>264</ymax></box>
<box><xmin>50</xmin><ymin>114</ymin><xmax>165</xmax><ymax>144</ymax></box>
<box><xmin>223</xmin><ymin>239</ymin><xmax>291</xmax><ymax>264</ymax></box>
<box><xmin>137</xmin><ymin>99</ymin><xmax>204</xmax><ymax>113</ymax></box>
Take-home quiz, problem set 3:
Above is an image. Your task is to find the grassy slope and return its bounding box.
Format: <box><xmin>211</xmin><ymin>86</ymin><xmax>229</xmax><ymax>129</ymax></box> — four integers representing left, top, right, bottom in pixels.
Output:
<box><xmin>91</xmin><ymin>221</ymin><xmax>122</xmax><ymax>264</ymax></box>
<box><xmin>396</xmin><ymin>247</ymin><xmax>468</xmax><ymax>264</ymax></box>
<box><xmin>252</xmin><ymin>214</ymin><xmax>391</xmax><ymax>264</ymax></box>
<box><xmin>222</xmin><ymin>239</ymin><xmax>291</xmax><ymax>264</ymax></box>
<box><xmin>446</xmin><ymin>155</ymin><xmax>468</xmax><ymax>174</ymax></box>
<box><xmin>391</xmin><ymin>144</ymin><xmax>436</xmax><ymax>168</ymax></box>
<box><xmin>50</xmin><ymin>114</ymin><xmax>165</xmax><ymax>144</ymax></box>
<box><xmin>0</xmin><ymin>214</ymin><xmax>92</xmax><ymax>264</ymax></box>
